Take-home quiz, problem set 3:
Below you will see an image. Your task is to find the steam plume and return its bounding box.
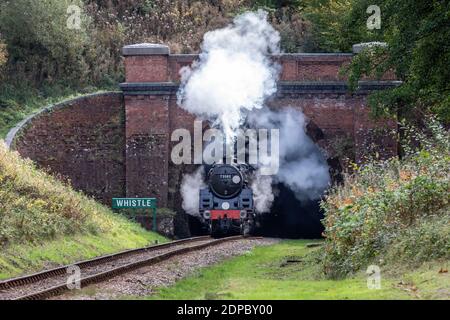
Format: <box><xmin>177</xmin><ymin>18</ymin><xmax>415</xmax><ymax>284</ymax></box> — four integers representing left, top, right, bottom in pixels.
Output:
<box><xmin>180</xmin><ymin>166</ymin><xmax>205</xmax><ymax>216</ymax></box>
<box><xmin>248</xmin><ymin>108</ymin><xmax>330</xmax><ymax>203</ymax></box>
<box><xmin>251</xmin><ymin>174</ymin><xmax>274</xmax><ymax>213</ymax></box>
<box><xmin>177</xmin><ymin>10</ymin><xmax>280</xmax><ymax>142</ymax></box>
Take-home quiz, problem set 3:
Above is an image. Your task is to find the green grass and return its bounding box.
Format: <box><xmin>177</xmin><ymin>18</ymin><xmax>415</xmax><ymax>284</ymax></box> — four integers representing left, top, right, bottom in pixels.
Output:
<box><xmin>148</xmin><ymin>240</ymin><xmax>449</xmax><ymax>300</ymax></box>
<box><xmin>0</xmin><ymin>140</ymin><xmax>168</xmax><ymax>280</ymax></box>
<box><xmin>0</xmin><ymin>219</ymin><xmax>167</xmax><ymax>280</ymax></box>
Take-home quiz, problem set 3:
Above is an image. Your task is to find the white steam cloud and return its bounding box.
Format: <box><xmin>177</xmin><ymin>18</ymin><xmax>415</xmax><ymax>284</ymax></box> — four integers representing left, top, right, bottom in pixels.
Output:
<box><xmin>251</xmin><ymin>174</ymin><xmax>274</xmax><ymax>213</ymax></box>
<box><xmin>180</xmin><ymin>166</ymin><xmax>205</xmax><ymax>216</ymax></box>
<box><xmin>248</xmin><ymin>108</ymin><xmax>330</xmax><ymax>205</ymax></box>
<box><xmin>177</xmin><ymin>10</ymin><xmax>280</xmax><ymax>142</ymax></box>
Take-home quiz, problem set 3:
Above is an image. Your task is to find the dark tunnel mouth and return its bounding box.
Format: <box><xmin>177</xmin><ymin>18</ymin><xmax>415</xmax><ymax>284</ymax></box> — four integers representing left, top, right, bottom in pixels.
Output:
<box><xmin>257</xmin><ymin>183</ymin><xmax>325</xmax><ymax>239</ymax></box>
<box><xmin>186</xmin><ymin>188</ymin><xmax>325</xmax><ymax>239</ymax></box>
<box><xmin>257</xmin><ymin>150</ymin><xmax>344</xmax><ymax>238</ymax></box>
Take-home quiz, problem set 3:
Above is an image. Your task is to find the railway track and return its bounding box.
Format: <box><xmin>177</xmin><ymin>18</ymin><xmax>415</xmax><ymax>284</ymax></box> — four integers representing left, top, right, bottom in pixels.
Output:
<box><xmin>0</xmin><ymin>235</ymin><xmax>243</xmax><ymax>300</ymax></box>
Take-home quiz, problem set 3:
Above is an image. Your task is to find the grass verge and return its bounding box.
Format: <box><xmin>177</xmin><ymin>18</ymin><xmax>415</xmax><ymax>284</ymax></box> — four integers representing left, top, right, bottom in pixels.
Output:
<box><xmin>0</xmin><ymin>141</ymin><xmax>167</xmax><ymax>279</ymax></box>
<box><xmin>148</xmin><ymin>240</ymin><xmax>449</xmax><ymax>300</ymax></box>
<box><xmin>0</xmin><ymin>219</ymin><xmax>167</xmax><ymax>280</ymax></box>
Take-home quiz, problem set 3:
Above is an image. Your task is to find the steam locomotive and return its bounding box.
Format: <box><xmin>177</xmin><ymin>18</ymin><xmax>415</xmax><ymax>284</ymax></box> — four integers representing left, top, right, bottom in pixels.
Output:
<box><xmin>199</xmin><ymin>164</ymin><xmax>255</xmax><ymax>237</ymax></box>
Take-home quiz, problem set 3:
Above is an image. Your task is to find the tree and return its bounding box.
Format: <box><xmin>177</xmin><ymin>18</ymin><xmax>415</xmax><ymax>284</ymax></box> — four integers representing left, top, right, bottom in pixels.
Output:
<box><xmin>336</xmin><ymin>0</ymin><xmax>450</xmax><ymax>123</ymax></box>
<box><xmin>0</xmin><ymin>0</ymin><xmax>89</xmax><ymax>86</ymax></box>
<box><xmin>0</xmin><ymin>39</ymin><xmax>7</xmax><ymax>66</ymax></box>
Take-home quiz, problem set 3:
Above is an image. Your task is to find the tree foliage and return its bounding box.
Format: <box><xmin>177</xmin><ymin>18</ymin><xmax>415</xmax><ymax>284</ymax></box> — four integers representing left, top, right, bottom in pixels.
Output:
<box><xmin>0</xmin><ymin>40</ymin><xmax>6</xmax><ymax>67</ymax></box>
<box><xmin>0</xmin><ymin>0</ymin><xmax>448</xmax><ymax>124</ymax></box>
<box><xmin>0</xmin><ymin>0</ymin><xmax>90</xmax><ymax>86</ymax></box>
<box><xmin>311</xmin><ymin>0</ymin><xmax>450</xmax><ymax>123</ymax></box>
<box><xmin>0</xmin><ymin>37</ymin><xmax>7</xmax><ymax>80</ymax></box>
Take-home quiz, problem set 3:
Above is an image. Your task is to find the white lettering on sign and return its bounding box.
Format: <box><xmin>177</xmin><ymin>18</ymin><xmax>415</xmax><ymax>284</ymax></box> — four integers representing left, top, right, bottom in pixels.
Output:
<box><xmin>113</xmin><ymin>198</ymin><xmax>155</xmax><ymax>208</ymax></box>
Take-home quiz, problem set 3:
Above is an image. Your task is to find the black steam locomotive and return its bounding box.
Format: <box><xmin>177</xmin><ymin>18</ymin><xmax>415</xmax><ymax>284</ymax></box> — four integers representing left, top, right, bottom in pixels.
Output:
<box><xmin>199</xmin><ymin>164</ymin><xmax>255</xmax><ymax>237</ymax></box>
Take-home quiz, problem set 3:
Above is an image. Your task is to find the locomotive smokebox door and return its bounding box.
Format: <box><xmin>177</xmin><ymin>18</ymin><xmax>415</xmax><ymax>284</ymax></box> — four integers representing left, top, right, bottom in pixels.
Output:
<box><xmin>209</xmin><ymin>165</ymin><xmax>244</xmax><ymax>199</ymax></box>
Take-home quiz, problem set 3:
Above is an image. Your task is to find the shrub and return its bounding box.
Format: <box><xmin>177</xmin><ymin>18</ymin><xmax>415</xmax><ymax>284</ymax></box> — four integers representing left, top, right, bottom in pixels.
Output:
<box><xmin>320</xmin><ymin>117</ymin><xmax>450</xmax><ymax>278</ymax></box>
<box><xmin>385</xmin><ymin>214</ymin><xmax>450</xmax><ymax>265</ymax></box>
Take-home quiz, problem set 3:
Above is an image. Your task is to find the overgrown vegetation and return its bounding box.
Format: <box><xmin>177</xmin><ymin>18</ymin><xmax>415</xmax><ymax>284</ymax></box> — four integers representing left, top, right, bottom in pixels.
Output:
<box><xmin>320</xmin><ymin>119</ymin><xmax>449</xmax><ymax>278</ymax></box>
<box><xmin>0</xmin><ymin>141</ymin><xmax>166</xmax><ymax>247</ymax></box>
<box><xmin>1</xmin><ymin>0</ymin><xmax>447</xmax><ymax>125</ymax></box>
<box><xmin>319</xmin><ymin>0</ymin><xmax>450</xmax><ymax>123</ymax></box>
<box><xmin>0</xmin><ymin>0</ymin><xmax>311</xmax><ymax>91</ymax></box>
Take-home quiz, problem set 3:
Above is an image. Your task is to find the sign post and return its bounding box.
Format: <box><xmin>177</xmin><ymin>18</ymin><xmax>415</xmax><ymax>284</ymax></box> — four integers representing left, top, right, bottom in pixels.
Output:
<box><xmin>112</xmin><ymin>198</ymin><xmax>157</xmax><ymax>232</ymax></box>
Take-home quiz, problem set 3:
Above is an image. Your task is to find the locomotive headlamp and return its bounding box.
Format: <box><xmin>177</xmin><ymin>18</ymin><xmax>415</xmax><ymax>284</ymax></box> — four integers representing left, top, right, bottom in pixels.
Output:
<box><xmin>240</xmin><ymin>210</ymin><xmax>247</xmax><ymax>219</ymax></box>
<box><xmin>203</xmin><ymin>210</ymin><xmax>211</xmax><ymax>219</ymax></box>
<box><xmin>221</xmin><ymin>202</ymin><xmax>230</xmax><ymax>210</ymax></box>
<box><xmin>232</xmin><ymin>175</ymin><xmax>241</xmax><ymax>184</ymax></box>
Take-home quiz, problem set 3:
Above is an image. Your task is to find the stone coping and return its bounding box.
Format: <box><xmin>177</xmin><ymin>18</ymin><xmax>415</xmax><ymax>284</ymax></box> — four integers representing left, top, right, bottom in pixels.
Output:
<box><xmin>119</xmin><ymin>81</ymin><xmax>401</xmax><ymax>96</ymax></box>
<box><xmin>352</xmin><ymin>42</ymin><xmax>388</xmax><ymax>54</ymax></box>
<box><xmin>122</xmin><ymin>43</ymin><xmax>170</xmax><ymax>56</ymax></box>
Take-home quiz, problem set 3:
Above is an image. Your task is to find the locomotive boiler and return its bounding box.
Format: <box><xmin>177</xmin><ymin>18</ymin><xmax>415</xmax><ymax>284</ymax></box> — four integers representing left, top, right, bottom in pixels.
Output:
<box><xmin>199</xmin><ymin>164</ymin><xmax>255</xmax><ymax>237</ymax></box>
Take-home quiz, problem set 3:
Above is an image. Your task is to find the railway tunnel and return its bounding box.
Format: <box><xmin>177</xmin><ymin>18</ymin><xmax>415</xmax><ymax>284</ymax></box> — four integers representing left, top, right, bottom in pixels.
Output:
<box><xmin>7</xmin><ymin>43</ymin><xmax>399</xmax><ymax>239</ymax></box>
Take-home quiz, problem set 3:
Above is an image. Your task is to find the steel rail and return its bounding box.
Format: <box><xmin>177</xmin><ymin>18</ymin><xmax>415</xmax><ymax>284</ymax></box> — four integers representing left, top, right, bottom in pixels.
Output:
<box><xmin>0</xmin><ymin>236</ymin><xmax>210</xmax><ymax>290</ymax></box>
<box><xmin>0</xmin><ymin>235</ymin><xmax>243</xmax><ymax>300</ymax></box>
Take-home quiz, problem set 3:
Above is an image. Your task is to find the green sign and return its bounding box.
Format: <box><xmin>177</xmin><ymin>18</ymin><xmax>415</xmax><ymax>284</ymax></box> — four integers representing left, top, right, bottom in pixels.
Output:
<box><xmin>112</xmin><ymin>198</ymin><xmax>157</xmax><ymax>232</ymax></box>
<box><xmin>112</xmin><ymin>198</ymin><xmax>157</xmax><ymax>209</ymax></box>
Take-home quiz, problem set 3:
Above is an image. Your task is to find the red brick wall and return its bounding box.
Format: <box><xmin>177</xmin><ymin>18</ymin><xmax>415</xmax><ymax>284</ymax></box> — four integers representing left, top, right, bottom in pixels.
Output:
<box><xmin>167</xmin><ymin>97</ymin><xmax>200</xmax><ymax>211</ymax></box>
<box><xmin>13</xmin><ymin>93</ymin><xmax>125</xmax><ymax>205</ymax></box>
<box><xmin>124</xmin><ymin>95</ymin><xmax>170</xmax><ymax>204</ymax></box>
<box><xmin>125</xmin><ymin>55</ymin><xmax>169</xmax><ymax>82</ymax></box>
<box><xmin>269</xmin><ymin>93</ymin><xmax>397</xmax><ymax>163</ymax></box>
<box><xmin>278</xmin><ymin>55</ymin><xmax>352</xmax><ymax>81</ymax></box>
<box><xmin>161</xmin><ymin>53</ymin><xmax>396</xmax><ymax>82</ymax></box>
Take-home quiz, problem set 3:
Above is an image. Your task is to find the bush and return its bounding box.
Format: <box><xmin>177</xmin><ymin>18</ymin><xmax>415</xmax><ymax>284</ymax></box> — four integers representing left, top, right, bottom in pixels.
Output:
<box><xmin>320</xmin><ymin>117</ymin><xmax>450</xmax><ymax>278</ymax></box>
<box><xmin>385</xmin><ymin>214</ymin><xmax>450</xmax><ymax>265</ymax></box>
<box><xmin>0</xmin><ymin>0</ymin><xmax>319</xmax><ymax>94</ymax></box>
<box><xmin>0</xmin><ymin>37</ymin><xmax>7</xmax><ymax>80</ymax></box>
